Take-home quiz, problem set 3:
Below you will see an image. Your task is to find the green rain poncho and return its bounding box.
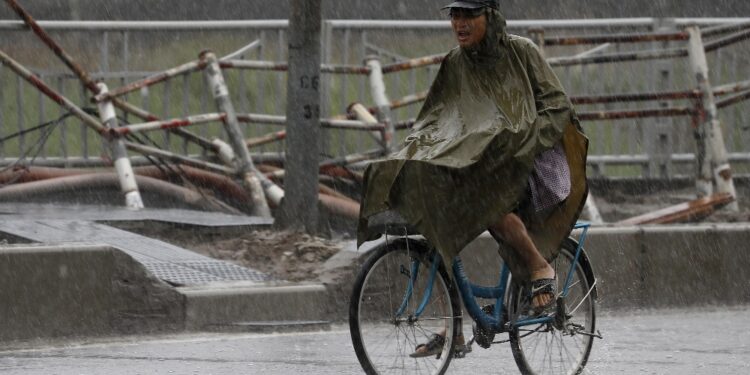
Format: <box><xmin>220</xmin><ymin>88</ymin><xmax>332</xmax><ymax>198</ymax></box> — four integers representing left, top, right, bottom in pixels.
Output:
<box><xmin>358</xmin><ymin>9</ymin><xmax>588</xmax><ymax>278</ymax></box>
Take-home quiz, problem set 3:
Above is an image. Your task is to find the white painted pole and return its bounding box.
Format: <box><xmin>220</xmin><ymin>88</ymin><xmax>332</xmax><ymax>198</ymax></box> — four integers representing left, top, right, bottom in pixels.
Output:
<box><xmin>202</xmin><ymin>51</ymin><xmax>272</xmax><ymax>217</ymax></box>
<box><xmin>686</xmin><ymin>26</ymin><xmax>739</xmax><ymax>211</ymax></box>
<box><xmin>365</xmin><ymin>56</ymin><xmax>395</xmax><ymax>154</ymax></box>
<box><xmin>96</xmin><ymin>83</ymin><xmax>144</xmax><ymax>209</ymax></box>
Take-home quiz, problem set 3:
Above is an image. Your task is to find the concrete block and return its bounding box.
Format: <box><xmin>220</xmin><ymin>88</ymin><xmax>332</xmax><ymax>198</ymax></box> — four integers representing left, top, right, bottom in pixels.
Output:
<box><xmin>0</xmin><ymin>243</ymin><xmax>183</xmax><ymax>344</ymax></box>
<box><xmin>181</xmin><ymin>284</ymin><xmax>330</xmax><ymax>331</ymax></box>
<box><xmin>437</xmin><ymin>224</ymin><xmax>750</xmax><ymax>310</ymax></box>
<box><xmin>584</xmin><ymin>227</ymin><xmax>644</xmax><ymax>309</ymax></box>
<box><xmin>640</xmin><ymin>224</ymin><xmax>750</xmax><ymax>308</ymax></box>
<box><xmin>714</xmin><ymin>224</ymin><xmax>750</xmax><ymax>305</ymax></box>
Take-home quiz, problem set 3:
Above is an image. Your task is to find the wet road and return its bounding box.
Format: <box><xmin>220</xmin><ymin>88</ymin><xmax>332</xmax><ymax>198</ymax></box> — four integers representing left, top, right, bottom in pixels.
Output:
<box><xmin>0</xmin><ymin>307</ymin><xmax>748</xmax><ymax>374</ymax></box>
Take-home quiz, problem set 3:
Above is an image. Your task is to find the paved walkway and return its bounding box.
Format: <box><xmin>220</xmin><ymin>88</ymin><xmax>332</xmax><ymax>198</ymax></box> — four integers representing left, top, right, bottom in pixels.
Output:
<box><xmin>0</xmin><ymin>307</ymin><xmax>747</xmax><ymax>374</ymax></box>
<box><xmin>0</xmin><ymin>203</ymin><xmax>274</xmax><ymax>286</ymax></box>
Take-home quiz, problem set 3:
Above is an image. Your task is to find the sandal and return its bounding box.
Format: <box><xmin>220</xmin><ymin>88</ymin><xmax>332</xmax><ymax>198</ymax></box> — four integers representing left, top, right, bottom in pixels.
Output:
<box><xmin>529</xmin><ymin>277</ymin><xmax>557</xmax><ymax>315</ymax></box>
<box><xmin>409</xmin><ymin>333</ymin><xmax>446</xmax><ymax>358</ymax></box>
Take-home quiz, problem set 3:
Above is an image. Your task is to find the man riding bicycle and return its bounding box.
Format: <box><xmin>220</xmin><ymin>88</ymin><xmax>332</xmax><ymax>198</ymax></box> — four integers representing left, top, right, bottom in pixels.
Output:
<box><xmin>357</xmin><ymin>0</ymin><xmax>588</xmax><ymax>358</ymax></box>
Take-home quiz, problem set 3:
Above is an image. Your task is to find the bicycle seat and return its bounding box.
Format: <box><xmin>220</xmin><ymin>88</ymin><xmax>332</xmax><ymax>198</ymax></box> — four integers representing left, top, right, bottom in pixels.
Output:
<box><xmin>367</xmin><ymin>210</ymin><xmax>421</xmax><ymax>236</ymax></box>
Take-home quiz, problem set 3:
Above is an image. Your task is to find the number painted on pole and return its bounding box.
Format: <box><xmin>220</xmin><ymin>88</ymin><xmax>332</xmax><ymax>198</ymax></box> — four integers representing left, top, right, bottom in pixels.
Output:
<box><xmin>303</xmin><ymin>105</ymin><xmax>320</xmax><ymax>119</ymax></box>
<box><xmin>300</xmin><ymin>75</ymin><xmax>320</xmax><ymax>91</ymax></box>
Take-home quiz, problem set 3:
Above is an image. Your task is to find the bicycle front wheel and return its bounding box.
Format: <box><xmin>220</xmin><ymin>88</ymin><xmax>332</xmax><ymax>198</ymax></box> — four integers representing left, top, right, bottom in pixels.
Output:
<box><xmin>508</xmin><ymin>238</ymin><xmax>597</xmax><ymax>375</ymax></box>
<box><xmin>349</xmin><ymin>238</ymin><xmax>461</xmax><ymax>375</ymax></box>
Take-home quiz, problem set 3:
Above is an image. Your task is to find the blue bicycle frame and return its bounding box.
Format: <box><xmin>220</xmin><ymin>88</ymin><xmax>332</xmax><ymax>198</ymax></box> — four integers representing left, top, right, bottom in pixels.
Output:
<box><xmin>396</xmin><ymin>222</ymin><xmax>591</xmax><ymax>332</ymax></box>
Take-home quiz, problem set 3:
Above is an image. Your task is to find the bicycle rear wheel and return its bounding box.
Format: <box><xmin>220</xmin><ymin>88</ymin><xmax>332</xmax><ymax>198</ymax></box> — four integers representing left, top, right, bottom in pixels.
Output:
<box><xmin>349</xmin><ymin>238</ymin><xmax>461</xmax><ymax>375</ymax></box>
<box><xmin>508</xmin><ymin>238</ymin><xmax>596</xmax><ymax>375</ymax></box>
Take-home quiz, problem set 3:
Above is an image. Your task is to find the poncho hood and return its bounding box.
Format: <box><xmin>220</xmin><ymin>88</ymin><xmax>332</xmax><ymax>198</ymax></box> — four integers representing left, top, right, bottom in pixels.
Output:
<box><xmin>357</xmin><ymin>10</ymin><xmax>588</xmax><ymax>277</ymax></box>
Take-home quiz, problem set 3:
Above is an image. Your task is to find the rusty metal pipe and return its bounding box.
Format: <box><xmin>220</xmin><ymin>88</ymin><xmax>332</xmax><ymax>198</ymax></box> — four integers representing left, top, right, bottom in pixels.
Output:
<box><xmin>333</xmin><ymin>91</ymin><xmax>429</xmax><ymax>121</ymax></box>
<box><xmin>318</xmin><ymin>193</ymin><xmax>359</xmax><ymax>219</ymax></box>
<box><xmin>0</xmin><ymin>48</ymin><xmax>106</xmax><ymax>134</ymax></box>
<box><xmin>123</xmin><ymin>141</ymin><xmax>236</xmax><ymax>175</ymax></box>
<box><xmin>219</xmin><ymin>59</ymin><xmax>371</xmax><ymax>75</ymax></box>
<box><xmin>236</xmin><ymin>113</ymin><xmax>287</xmax><ymax>126</ymax></box>
<box><xmin>324</xmin><ymin>119</ymin><xmax>386</xmax><ymax>131</ymax></box>
<box><xmin>257</xmin><ymin>164</ymin><xmax>353</xmax><ymax>202</ymax></box>
<box><xmin>394</xmin><ymin>119</ymin><xmax>417</xmax><ymax>130</ymax></box>
<box><xmin>543</xmin><ymin>31</ymin><xmax>689</xmax><ymax>46</ymax></box>
<box><xmin>0</xmin><ymin>165</ymin><xmax>253</xmax><ymax>210</ymax></box>
<box><xmin>115</xmin><ymin>113</ymin><xmax>226</xmax><ymax>135</ymax></box>
<box><xmin>577</xmin><ymin>107</ymin><xmax>694</xmax><ymax>121</ymax></box>
<box><xmin>320</xmin><ymin>64</ymin><xmax>371</xmax><ymax>75</ymax></box>
<box><xmin>0</xmin><ymin>166</ymin><xmax>83</xmax><ymax>184</ymax></box>
<box><xmin>0</xmin><ymin>173</ymin><xmax>242</xmax><ymax>214</ymax></box>
<box><xmin>253</xmin><ymin>165</ymin><xmax>359</xmax><ymax>217</ymax></box>
<box><xmin>220</xmin><ymin>39</ymin><xmax>261</xmax><ymax>61</ymax></box>
<box><xmin>94</xmin><ymin>59</ymin><xmax>207</xmax><ymax>103</ymax></box>
<box><xmin>319</xmin><ymin>148</ymin><xmax>383</xmax><ymax>168</ymax></box>
<box><xmin>3</xmin><ymin>0</ymin><xmax>216</xmax><ymax>152</ymax></box>
<box><xmin>616</xmin><ymin>193</ymin><xmax>734</xmax><ymax>225</ymax></box>
<box><xmin>716</xmin><ymin>89</ymin><xmax>750</xmax><ymax>109</ymax></box>
<box><xmin>219</xmin><ymin>59</ymin><xmax>288</xmax><ymax>72</ymax></box>
<box><xmin>381</xmin><ymin>53</ymin><xmax>446</xmax><ymax>74</ymax></box>
<box><xmin>704</xmin><ymin>28</ymin><xmax>750</xmax><ymax>52</ymax></box>
<box><xmin>133</xmin><ymin>165</ymin><xmax>253</xmax><ymax>210</ymax></box>
<box><xmin>390</xmin><ymin>90</ymin><xmax>429</xmax><ymax>110</ymax></box>
<box><xmin>713</xmin><ymin>79</ymin><xmax>750</xmax><ymax>97</ymax></box>
<box><xmin>572</xmin><ymin>90</ymin><xmax>701</xmax><ymax>105</ymax></box>
<box><xmin>701</xmin><ymin>21</ymin><xmax>750</xmax><ymax>38</ymax></box>
<box><xmin>548</xmin><ymin>47</ymin><xmax>689</xmax><ymax>67</ymax></box>
<box><xmin>235</xmin><ymin>112</ymin><xmax>386</xmax><ymax>131</ymax></box>
<box><xmin>246</xmin><ymin>130</ymin><xmax>287</xmax><ymax>148</ymax></box>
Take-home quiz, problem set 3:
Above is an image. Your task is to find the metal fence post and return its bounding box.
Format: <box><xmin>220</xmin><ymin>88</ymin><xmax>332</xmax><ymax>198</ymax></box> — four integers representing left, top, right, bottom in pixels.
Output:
<box><xmin>686</xmin><ymin>25</ymin><xmax>739</xmax><ymax>210</ymax></box>
<box><xmin>365</xmin><ymin>56</ymin><xmax>395</xmax><ymax>154</ymax></box>
<box><xmin>648</xmin><ymin>18</ymin><xmax>675</xmax><ymax>179</ymax></box>
<box><xmin>96</xmin><ymin>83</ymin><xmax>144</xmax><ymax>209</ymax></box>
<box><xmin>201</xmin><ymin>51</ymin><xmax>272</xmax><ymax>217</ymax></box>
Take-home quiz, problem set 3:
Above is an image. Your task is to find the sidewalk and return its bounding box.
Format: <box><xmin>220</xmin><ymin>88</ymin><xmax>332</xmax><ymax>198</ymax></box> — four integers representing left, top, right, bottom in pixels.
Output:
<box><xmin>1</xmin><ymin>203</ymin><xmax>749</xmax><ymax>344</ymax></box>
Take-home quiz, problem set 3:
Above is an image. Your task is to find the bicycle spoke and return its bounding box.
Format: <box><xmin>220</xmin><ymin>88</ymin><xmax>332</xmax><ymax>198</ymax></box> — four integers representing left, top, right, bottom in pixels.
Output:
<box><xmin>509</xmin><ymin>241</ymin><xmax>596</xmax><ymax>375</ymax></box>
<box><xmin>351</xmin><ymin>243</ymin><xmax>456</xmax><ymax>374</ymax></box>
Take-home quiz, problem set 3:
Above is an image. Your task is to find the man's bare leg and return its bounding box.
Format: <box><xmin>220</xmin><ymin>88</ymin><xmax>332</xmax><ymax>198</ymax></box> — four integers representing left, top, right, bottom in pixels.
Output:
<box><xmin>489</xmin><ymin>213</ymin><xmax>555</xmax><ymax>308</ymax></box>
<box><xmin>412</xmin><ymin>213</ymin><xmax>553</xmax><ymax>356</ymax></box>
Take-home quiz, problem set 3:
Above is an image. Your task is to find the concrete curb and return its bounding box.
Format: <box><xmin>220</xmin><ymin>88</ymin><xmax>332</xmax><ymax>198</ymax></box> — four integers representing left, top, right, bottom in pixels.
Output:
<box><xmin>453</xmin><ymin>223</ymin><xmax>750</xmax><ymax>310</ymax></box>
<box><xmin>180</xmin><ymin>283</ymin><xmax>332</xmax><ymax>332</ymax></box>
<box><xmin>0</xmin><ymin>243</ymin><xmax>183</xmax><ymax>344</ymax></box>
<box><xmin>2</xmin><ymin>224</ymin><xmax>748</xmax><ymax>343</ymax></box>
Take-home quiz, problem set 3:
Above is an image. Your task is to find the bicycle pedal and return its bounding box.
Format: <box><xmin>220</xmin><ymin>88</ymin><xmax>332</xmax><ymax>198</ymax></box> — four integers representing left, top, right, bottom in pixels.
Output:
<box><xmin>452</xmin><ymin>344</ymin><xmax>472</xmax><ymax>359</ymax></box>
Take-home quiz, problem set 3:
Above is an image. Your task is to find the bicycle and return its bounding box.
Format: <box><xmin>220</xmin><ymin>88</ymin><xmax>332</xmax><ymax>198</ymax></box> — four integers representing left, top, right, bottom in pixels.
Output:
<box><xmin>349</xmin><ymin>211</ymin><xmax>601</xmax><ymax>374</ymax></box>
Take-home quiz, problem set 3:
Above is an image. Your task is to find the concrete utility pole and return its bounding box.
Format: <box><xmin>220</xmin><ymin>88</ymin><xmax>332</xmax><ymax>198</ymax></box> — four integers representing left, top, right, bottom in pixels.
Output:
<box><xmin>282</xmin><ymin>0</ymin><xmax>323</xmax><ymax>233</ymax></box>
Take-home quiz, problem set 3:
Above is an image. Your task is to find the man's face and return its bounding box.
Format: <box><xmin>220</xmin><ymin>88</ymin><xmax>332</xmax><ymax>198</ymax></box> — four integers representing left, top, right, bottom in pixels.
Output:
<box><xmin>450</xmin><ymin>7</ymin><xmax>487</xmax><ymax>49</ymax></box>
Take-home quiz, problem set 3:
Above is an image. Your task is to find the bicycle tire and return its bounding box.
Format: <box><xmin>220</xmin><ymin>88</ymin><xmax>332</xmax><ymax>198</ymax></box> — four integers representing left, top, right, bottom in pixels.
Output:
<box><xmin>508</xmin><ymin>238</ymin><xmax>597</xmax><ymax>375</ymax></box>
<box><xmin>349</xmin><ymin>238</ymin><xmax>462</xmax><ymax>375</ymax></box>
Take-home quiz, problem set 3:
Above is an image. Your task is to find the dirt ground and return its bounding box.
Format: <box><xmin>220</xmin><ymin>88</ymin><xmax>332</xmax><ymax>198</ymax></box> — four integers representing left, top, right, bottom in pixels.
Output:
<box><xmin>150</xmin><ymin>229</ymin><xmax>347</xmax><ymax>283</ymax></box>
<box><xmin>117</xmin><ymin>180</ymin><xmax>750</xmax><ymax>283</ymax></box>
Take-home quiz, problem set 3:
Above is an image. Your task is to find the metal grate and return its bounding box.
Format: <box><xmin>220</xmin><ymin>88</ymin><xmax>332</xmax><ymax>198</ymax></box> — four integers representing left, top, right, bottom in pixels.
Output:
<box><xmin>142</xmin><ymin>260</ymin><xmax>274</xmax><ymax>286</ymax></box>
<box><xmin>141</xmin><ymin>261</ymin><xmax>225</xmax><ymax>285</ymax></box>
<box><xmin>175</xmin><ymin>260</ymin><xmax>274</xmax><ymax>283</ymax></box>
